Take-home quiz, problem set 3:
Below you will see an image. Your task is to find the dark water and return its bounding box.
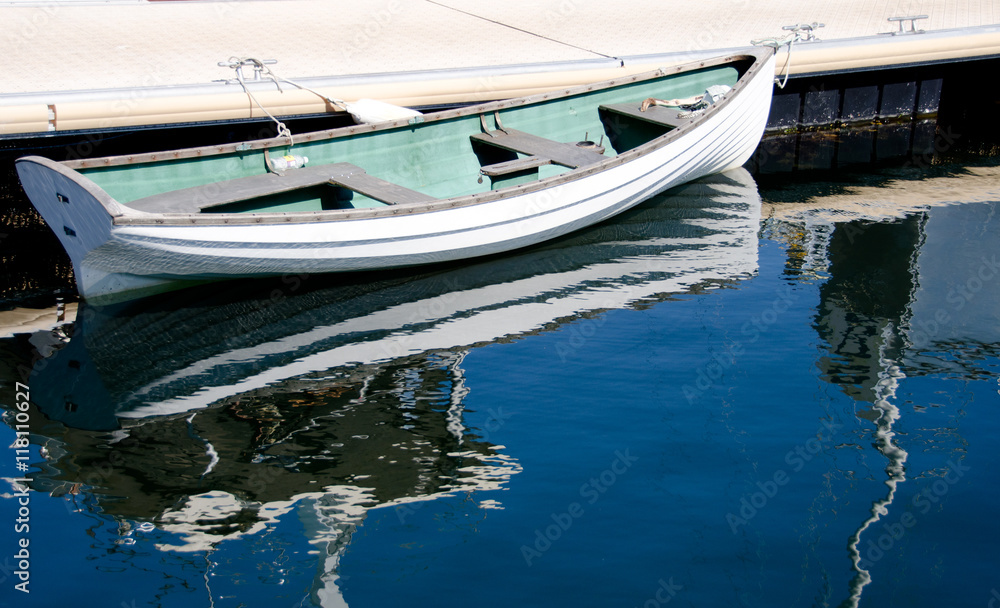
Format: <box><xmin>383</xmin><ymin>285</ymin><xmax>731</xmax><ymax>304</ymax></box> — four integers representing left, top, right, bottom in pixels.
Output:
<box><xmin>1</xmin><ymin>160</ymin><xmax>999</xmax><ymax>607</ymax></box>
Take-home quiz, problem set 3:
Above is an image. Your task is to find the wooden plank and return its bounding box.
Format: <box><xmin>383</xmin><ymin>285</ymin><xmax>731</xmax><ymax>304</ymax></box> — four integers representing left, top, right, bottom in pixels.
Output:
<box><xmin>128</xmin><ymin>163</ymin><xmax>355</xmax><ymax>213</ymax></box>
<box><xmin>329</xmin><ymin>170</ymin><xmax>435</xmax><ymax>205</ymax></box>
<box><xmin>479</xmin><ymin>155</ymin><xmax>551</xmax><ymax>177</ymax></box>
<box><xmin>599</xmin><ymin>102</ymin><xmax>688</xmax><ymax>129</ymax></box>
<box><xmin>126</xmin><ymin>162</ymin><xmax>434</xmax><ymax>212</ymax></box>
<box><xmin>471</xmin><ymin>129</ymin><xmax>606</xmax><ymax>168</ymax></box>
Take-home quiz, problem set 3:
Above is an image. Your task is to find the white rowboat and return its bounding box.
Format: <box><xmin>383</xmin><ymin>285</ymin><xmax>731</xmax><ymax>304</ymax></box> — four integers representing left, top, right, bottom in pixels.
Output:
<box><xmin>16</xmin><ymin>47</ymin><xmax>775</xmax><ymax>303</ymax></box>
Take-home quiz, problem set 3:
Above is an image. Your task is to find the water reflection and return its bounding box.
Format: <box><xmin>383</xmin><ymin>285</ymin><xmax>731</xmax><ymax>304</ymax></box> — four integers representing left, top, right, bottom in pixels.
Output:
<box><xmin>762</xmin><ymin>162</ymin><xmax>999</xmax><ymax>607</ymax></box>
<box><xmin>4</xmin><ymin>169</ymin><xmax>762</xmax><ymax>606</ymax></box>
<box><xmin>28</xmin><ymin>168</ymin><xmax>761</xmax><ymax>423</ymax></box>
<box><xmin>7</xmin><ymin>162</ymin><xmax>995</xmax><ymax>605</ymax></box>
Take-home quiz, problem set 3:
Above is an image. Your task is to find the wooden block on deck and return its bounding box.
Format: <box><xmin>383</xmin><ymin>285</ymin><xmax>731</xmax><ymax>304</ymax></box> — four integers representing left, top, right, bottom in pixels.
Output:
<box><xmin>599</xmin><ymin>103</ymin><xmax>688</xmax><ymax>129</ymax></box>
<box><xmin>471</xmin><ymin>129</ymin><xmax>606</xmax><ymax>169</ymax></box>
<box><xmin>479</xmin><ymin>155</ymin><xmax>552</xmax><ymax>177</ymax></box>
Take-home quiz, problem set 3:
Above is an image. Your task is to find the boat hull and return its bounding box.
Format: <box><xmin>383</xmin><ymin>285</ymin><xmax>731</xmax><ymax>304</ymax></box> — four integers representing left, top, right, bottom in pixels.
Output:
<box><xmin>16</xmin><ymin>49</ymin><xmax>775</xmax><ymax>303</ymax></box>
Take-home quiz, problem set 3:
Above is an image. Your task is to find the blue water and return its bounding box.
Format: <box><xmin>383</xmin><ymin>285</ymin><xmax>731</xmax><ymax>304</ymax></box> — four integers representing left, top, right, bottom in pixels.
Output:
<box><xmin>2</xmin><ymin>163</ymin><xmax>999</xmax><ymax>607</ymax></box>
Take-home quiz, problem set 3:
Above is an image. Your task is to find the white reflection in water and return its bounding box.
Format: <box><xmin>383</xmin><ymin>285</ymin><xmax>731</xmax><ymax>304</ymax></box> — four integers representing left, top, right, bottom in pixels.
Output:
<box><xmin>844</xmin><ymin>321</ymin><xmax>909</xmax><ymax>607</ymax></box>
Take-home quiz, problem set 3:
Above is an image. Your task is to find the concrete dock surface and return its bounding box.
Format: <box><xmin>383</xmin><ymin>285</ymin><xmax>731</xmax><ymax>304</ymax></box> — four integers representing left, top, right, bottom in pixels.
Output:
<box><xmin>2</xmin><ymin>0</ymin><xmax>998</xmax><ymax>135</ymax></box>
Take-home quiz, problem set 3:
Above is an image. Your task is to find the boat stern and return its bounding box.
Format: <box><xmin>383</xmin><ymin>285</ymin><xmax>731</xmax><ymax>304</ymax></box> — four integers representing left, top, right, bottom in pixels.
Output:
<box><xmin>14</xmin><ymin>155</ymin><xmax>168</xmax><ymax>301</ymax></box>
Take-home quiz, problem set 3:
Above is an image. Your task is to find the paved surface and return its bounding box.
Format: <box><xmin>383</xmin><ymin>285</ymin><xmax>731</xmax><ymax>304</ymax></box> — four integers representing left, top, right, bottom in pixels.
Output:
<box><xmin>2</xmin><ymin>0</ymin><xmax>998</xmax><ymax>94</ymax></box>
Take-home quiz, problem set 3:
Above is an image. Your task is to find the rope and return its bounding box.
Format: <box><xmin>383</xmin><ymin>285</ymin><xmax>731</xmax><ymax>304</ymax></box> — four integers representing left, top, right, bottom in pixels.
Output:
<box><xmin>224</xmin><ymin>56</ymin><xmax>363</xmax><ymax>147</ymax></box>
<box><xmin>277</xmin><ymin>76</ymin><xmax>348</xmax><ymax>112</ymax></box>
<box><xmin>424</xmin><ymin>0</ymin><xmax>622</xmax><ymax>63</ymax></box>
<box><xmin>751</xmin><ymin>33</ymin><xmax>797</xmax><ymax>89</ymax></box>
<box><xmin>226</xmin><ymin>57</ymin><xmax>294</xmax><ymax>146</ymax></box>
<box><xmin>261</xmin><ymin>66</ymin><xmax>349</xmax><ymax>113</ymax></box>
<box><xmin>775</xmin><ymin>37</ymin><xmax>794</xmax><ymax>89</ymax></box>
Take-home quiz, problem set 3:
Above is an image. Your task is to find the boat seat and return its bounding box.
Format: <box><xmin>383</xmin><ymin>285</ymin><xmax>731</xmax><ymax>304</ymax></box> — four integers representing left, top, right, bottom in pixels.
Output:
<box><xmin>327</xmin><ymin>165</ymin><xmax>436</xmax><ymax>206</ymax></box>
<box><xmin>598</xmin><ymin>103</ymin><xmax>689</xmax><ymax>129</ymax></box>
<box><xmin>471</xmin><ymin>129</ymin><xmax>607</xmax><ymax>170</ymax></box>
<box><xmin>126</xmin><ymin>162</ymin><xmax>434</xmax><ymax>213</ymax></box>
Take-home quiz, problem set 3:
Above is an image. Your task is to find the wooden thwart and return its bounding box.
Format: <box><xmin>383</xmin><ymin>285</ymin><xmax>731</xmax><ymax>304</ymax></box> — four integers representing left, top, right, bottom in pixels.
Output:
<box><xmin>471</xmin><ymin>128</ymin><xmax>606</xmax><ymax>169</ymax></box>
<box><xmin>329</xmin><ymin>168</ymin><xmax>436</xmax><ymax>206</ymax></box>
<box><xmin>127</xmin><ymin>162</ymin><xmax>433</xmax><ymax>213</ymax></box>
<box><xmin>599</xmin><ymin>103</ymin><xmax>689</xmax><ymax>129</ymax></box>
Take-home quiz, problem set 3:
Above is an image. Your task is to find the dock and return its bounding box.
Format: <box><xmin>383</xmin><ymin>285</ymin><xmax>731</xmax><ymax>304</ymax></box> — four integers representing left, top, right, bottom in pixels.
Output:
<box><xmin>1</xmin><ymin>0</ymin><xmax>998</xmax><ymax>138</ymax></box>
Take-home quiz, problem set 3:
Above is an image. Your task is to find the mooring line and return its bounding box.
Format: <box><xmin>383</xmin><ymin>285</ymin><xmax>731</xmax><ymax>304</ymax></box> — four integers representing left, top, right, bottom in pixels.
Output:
<box><xmin>424</xmin><ymin>0</ymin><xmax>621</xmax><ymax>63</ymax></box>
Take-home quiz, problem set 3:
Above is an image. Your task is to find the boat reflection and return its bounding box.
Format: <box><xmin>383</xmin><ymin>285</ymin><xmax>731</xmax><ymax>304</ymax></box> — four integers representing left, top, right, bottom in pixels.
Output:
<box><xmin>12</xmin><ymin>168</ymin><xmax>763</xmax><ymax>606</ymax></box>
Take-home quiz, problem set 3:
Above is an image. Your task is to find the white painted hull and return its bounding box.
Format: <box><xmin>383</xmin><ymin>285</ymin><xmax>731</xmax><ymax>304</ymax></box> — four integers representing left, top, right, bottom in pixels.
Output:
<box><xmin>16</xmin><ymin>50</ymin><xmax>775</xmax><ymax>303</ymax></box>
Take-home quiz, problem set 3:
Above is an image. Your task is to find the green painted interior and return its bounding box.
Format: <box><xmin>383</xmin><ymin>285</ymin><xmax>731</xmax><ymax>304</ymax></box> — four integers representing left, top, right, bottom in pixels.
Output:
<box><xmin>80</xmin><ymin>66</ymin><xmax>739</xmax><ymax>214</ymax></box>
